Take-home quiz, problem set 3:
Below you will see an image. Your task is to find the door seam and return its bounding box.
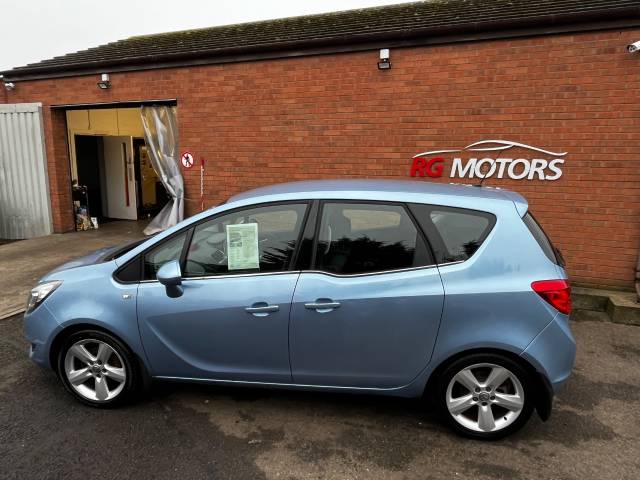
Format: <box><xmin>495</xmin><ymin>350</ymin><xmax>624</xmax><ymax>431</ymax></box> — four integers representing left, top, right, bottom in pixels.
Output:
<box><xmin>287</xmin><ymin>272</ymin><xmax>302</xmax><ymax>382</ymax></box>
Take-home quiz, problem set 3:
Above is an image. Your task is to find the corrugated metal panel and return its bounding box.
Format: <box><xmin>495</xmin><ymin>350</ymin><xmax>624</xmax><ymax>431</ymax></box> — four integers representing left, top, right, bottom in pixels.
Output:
<box><xmin>0</xmin><ymin>103</ymin><xmax>53</xmax><ymax>239</ymax></box>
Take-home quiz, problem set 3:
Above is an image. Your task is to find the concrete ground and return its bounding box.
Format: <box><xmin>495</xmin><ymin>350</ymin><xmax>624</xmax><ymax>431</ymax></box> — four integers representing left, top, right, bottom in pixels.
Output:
<box><xmin>0</xmin><ymin>220</ymin><xmax>148</xmax><ymax>318</ymax></box>
<box><xmin>0</xmin><ymin>315</ymin><xmax>638</xmax><ymax>480</ymax></box>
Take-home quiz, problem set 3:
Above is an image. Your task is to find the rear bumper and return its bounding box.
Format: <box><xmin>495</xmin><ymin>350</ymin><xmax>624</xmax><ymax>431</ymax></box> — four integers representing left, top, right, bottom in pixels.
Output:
<box><xmin>521</xmin><ymin>313</ymin><xmax>576</xmax><ymax>393</ymax></box>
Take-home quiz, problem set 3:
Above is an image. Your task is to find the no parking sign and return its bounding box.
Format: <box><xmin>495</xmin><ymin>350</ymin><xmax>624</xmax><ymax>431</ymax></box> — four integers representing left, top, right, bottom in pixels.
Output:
<box><xmin>181</xmin><ymin>151</ymin><xmax>194</xmax><ymax>169</ymax></box>
<box><xmin>179</xmin><ymin>152</ymin><xmax>205</xmax><ymax>211</ymax></box>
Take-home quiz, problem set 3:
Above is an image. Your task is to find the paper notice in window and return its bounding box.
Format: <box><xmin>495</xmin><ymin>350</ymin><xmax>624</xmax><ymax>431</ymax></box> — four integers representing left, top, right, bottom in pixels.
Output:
<box><xmin>226</xmin><ymin>223</ymin><xmax>260</xmax><ymax>270</ymax></box>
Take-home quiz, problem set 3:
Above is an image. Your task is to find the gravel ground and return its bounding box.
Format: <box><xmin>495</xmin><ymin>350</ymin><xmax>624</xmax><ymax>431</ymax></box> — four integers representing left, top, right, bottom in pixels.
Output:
<box><xmin>1</xmin><ymin>315</ymin><xmax>639</xmax><ymax>480</ymax></box>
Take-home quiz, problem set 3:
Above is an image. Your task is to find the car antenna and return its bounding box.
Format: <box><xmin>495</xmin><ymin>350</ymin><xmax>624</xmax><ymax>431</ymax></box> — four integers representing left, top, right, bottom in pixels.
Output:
<box><xmin>474</xmin><ymin>159</ymin><xmax>497</xmax><ymax>187</ymax></box>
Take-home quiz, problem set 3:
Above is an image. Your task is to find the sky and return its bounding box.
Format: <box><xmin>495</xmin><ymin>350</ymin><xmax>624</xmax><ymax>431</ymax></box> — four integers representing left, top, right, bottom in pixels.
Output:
<box><xmin>0</xmin><ymin>0</ymin><xmax>410</xmax><ymax>71</ymax></box>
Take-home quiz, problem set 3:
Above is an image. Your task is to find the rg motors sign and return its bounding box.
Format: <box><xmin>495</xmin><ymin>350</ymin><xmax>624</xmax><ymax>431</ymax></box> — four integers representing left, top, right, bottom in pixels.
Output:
<box><xmin>411</xmin><ymin>140</ymin><xmax>566</xmax><ymax>181</ymax></box>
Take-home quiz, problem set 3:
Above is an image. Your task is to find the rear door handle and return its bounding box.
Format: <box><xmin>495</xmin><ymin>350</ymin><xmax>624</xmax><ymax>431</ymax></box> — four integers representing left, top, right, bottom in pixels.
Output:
<box><xmin>304</xmin><ymin>301</ymin><xmax>341</xmax><ymax>312</ymax></box>
<box><xmin>245</xmin><ymin>304</ymin><xmax>280</xmax><ymax>316</ymax></box>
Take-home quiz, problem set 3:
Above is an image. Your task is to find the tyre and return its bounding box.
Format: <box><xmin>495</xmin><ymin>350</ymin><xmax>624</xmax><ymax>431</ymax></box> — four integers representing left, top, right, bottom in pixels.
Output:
<box><xmin>57</xmin><ymin>330</ymin><xmax>138</xmax><ymax>407</ymax></box>
<box><xmin>436</xmin><ymin>353</ymin><xmax>534</xmax><ymax>440</ymax></box>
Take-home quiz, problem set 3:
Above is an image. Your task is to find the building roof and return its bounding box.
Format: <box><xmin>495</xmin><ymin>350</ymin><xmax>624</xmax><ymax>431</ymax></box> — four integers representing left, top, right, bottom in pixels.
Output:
<box><xmin>3</xmin><ymin>0</ymin><xmax>639</xmax><ymax>81</ymax></box>
<box><xmin>226</xmin><ymin>179</ymin><xmax>527</xmax><ymax>213</ymax></box>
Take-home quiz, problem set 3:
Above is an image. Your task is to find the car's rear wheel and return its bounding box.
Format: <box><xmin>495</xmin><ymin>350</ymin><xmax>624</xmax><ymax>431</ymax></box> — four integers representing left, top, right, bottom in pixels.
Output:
<box><xmin>57</xmin><ymin>330</ymin><xmax>138</xmax><ymax>407</ymax></box>
<box><xmin>437</xmin><ymin>353</ymin><xmax>534</xmax><ymax>440</ymax></box>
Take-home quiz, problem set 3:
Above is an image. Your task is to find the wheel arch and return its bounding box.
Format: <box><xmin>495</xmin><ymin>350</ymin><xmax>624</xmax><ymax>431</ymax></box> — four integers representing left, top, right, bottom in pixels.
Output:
<box><xmin>423</xmin><ymin>347</ymin><xmax>553</xmax><ymax>421</ymax></box>
<box><xmin>49</xmin><ymin>323</ymin><xmax>151</xmax><ymax>389</ymax></box>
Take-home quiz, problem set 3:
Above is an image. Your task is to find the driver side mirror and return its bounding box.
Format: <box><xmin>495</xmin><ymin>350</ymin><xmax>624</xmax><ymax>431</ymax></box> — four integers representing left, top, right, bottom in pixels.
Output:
<box><xmin>157</xmin><ymin>260</ymin><xmax>183</xmax><ymax>298</ymax></box>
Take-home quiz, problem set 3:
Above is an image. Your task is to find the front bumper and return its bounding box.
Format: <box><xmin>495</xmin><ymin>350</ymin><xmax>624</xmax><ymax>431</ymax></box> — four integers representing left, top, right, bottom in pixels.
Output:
<box><xmin>24</xmin><ymin>304</ymin><xmax>61</xmax><ymax>370</ymax></box>
<box><xmin>521</xmin><ymin>313</ymin><xmax>576</xmax><ymax>393</ymax></box>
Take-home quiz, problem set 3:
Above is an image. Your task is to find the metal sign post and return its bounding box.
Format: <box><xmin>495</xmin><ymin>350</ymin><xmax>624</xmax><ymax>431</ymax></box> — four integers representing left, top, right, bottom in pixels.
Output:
<box><xmin>200</xmin><ymin>157</ymin><xmax>205</xmax><ymax>211</ymax></box>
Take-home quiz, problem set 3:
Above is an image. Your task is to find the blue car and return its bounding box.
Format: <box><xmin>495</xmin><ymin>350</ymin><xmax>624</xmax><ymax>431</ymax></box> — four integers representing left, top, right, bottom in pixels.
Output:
<box><xmin>24</xmin><ymin>180</ymin><xmax>575</xmax><ymax>439</ymax></box>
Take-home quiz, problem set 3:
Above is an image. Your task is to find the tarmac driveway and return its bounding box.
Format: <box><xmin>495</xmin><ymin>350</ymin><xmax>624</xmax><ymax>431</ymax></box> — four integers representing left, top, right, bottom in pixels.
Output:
<box><xmin>0</xmin><ymin>315</ymin><xmax>638</xmax><ymax>480</ymax></box>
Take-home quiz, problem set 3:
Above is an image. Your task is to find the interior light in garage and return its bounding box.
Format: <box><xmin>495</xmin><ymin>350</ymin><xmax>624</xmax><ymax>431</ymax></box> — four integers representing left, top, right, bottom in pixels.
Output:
<box><xmin>97</xmin><ymin>73</ymin><xmax>111</xmax><ymax>89</ymax></box>
<box><xmin>378</xmin><ymin>48</ymin><xmax>391</xmax><ymax>70</ymax></box>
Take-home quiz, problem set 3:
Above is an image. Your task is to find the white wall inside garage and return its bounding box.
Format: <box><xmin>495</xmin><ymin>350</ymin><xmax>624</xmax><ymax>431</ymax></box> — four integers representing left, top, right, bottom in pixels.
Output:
<box><xmin>66</xmin><ymin>108</ymin><xmax>145</xmax><ymax>181</ymax></box>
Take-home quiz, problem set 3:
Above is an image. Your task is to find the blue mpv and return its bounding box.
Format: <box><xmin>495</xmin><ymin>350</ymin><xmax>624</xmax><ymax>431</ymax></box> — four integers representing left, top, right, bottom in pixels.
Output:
<box><xmin>24</xmin><ymin>180</ymin><xmax>576</xmax><ymax>439</ymax></box>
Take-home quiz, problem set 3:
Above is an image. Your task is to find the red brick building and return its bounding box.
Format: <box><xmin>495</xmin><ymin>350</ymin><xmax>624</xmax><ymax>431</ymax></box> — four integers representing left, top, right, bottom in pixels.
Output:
<box><xmin>1</xmin><ymin>0</ymin><xmax>640</xmax><ymax>289</ymax></box>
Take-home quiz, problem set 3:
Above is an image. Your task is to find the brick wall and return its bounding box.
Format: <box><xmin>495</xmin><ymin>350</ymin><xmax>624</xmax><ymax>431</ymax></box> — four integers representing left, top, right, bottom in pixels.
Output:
<box><xmin>3</xmin><ymin>29</ymin><xmax>640</xmax><ymax>288</ymax></box>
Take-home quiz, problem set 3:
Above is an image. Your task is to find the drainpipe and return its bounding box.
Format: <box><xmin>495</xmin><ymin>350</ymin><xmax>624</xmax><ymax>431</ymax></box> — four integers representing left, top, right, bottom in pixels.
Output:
<box><xmin>636</xmin><ymin>254</ymin><xmax>640</xmax><ymax>302</ymax></box>
<box><xmin>0</xmin><ymin>75</ymin><xmax>7</xmax><ymax>104</ymax></box>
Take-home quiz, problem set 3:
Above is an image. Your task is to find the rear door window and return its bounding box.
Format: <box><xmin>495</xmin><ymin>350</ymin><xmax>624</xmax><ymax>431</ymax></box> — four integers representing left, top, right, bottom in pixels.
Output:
<box><xmin>314</xmin><ymin>202</ymin><xmax>432</xmax><ymax>275</ymax></box>
<box><xmin>409</xmin><ymin>204</ymin><xmax>496</xmax><ymax>263</ymax></box>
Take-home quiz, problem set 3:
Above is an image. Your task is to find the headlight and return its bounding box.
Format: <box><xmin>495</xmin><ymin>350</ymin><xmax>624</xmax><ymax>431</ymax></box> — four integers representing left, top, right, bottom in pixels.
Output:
<box><xmin>26</xmin><ymin>280</ymin><xmax>62</xmax><ymax>313</ymax></box>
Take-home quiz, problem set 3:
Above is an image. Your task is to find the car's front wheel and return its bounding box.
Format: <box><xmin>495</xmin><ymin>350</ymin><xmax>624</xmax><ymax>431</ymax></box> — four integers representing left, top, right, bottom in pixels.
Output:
<box><xmin>437</xmin><ymin>353</ymin><xmax>534</xmax><ymax>440</ymax></box>
<box><xmin>57</xmin><ymin>330</ymin><xmax>138</xmax><ymax>407</ymax></box>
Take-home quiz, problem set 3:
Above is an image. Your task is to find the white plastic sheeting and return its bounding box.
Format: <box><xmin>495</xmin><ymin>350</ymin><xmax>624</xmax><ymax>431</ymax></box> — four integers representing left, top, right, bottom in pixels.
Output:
<box><xmin>0</xmin><ymin>103</ymin><xmax>52</xmax><ymax>239</ymax></box>
<box><xmin>140</xmin><ymin>106</ymin><xmax>183</xmax><ymax>235</ymax></box>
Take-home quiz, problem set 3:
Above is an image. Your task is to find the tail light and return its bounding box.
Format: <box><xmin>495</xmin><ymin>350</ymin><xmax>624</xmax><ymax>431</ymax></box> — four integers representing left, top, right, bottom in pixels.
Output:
<box><xmin>531</xmin><ymin>280</ymin><xmax>571</xmax><ymax>315</ymax></box>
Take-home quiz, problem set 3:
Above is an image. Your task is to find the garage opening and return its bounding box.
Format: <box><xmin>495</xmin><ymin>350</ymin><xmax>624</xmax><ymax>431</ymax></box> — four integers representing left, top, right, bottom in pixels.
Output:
<box><xmin>66</xmin><ymin>107</ymin><xmax>171</xmax><ymax>230</ymax></box>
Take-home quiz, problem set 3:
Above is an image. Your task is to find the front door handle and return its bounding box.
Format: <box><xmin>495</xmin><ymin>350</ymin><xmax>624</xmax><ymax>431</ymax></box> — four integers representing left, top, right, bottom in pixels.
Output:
<box><xmin>245</xmin><ymin>303</ymin><xmax>280</xmax><ymax>316</ymax></box>
<box><xmin>304</xmin><ymin>300</ymin><xmax>341</xmax><ymax>312</ymax></box>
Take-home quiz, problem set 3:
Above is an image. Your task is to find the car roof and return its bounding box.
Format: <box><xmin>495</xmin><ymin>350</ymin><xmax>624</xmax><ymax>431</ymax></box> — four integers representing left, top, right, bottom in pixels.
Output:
<box><xmin>227</xmin><ymin>179</ymin><xmax>527</xmax><ymax>214</ymax></box>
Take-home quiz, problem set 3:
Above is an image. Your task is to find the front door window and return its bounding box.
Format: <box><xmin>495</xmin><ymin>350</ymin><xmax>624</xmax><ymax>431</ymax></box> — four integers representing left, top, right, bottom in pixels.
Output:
<box><xmin>184</xmin><ymin>203</ymin><xmax>308</xmax><ymax>277</ymax></box>
<box><xmin>143</xmin><ymin>231</ymin><xmax>187</xmax><ymax>280</ymax></box>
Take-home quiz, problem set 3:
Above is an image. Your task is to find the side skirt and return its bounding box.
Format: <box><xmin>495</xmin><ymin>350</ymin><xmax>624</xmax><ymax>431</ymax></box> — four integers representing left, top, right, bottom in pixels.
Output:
<box><xmin>153</xmin><ymin>375</ymin><xmax>420</xmax><ymax>397</ymax></box>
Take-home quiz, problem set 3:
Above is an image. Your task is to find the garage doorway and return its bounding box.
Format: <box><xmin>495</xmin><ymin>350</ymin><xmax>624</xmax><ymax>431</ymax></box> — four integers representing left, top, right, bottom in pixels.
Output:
<box><xmin>67</xmin><ymin>107</ymin><xmax>168</xmax><ymax>229</ymax></box>
<box><xmin>74</xmin><ymin>134</ymin><xmax>166</xmax><ymax>224</ymax></box>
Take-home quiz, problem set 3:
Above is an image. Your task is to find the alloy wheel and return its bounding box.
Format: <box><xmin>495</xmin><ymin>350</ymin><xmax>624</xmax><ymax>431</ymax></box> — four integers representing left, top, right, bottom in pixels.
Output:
<box><xmin>445</xmin><ymin>362</ymin><xmax>525</xmax><ymax>433</ymax></box>
<box><xmin>63</xmin><ymin>339</ymin><xmax>127</xmax><ymax>402</ymax></box>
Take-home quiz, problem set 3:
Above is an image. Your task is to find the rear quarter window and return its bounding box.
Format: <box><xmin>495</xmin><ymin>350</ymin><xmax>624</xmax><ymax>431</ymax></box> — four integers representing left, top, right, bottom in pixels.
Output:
<box><xmin>522</xmin><ymin>212</ymin><xmax>563</xmax><ymax>265</ymax></box>
<box><xmin>409</xmin><ymin>204</ymin><xmax>496</xmax><ymax>263</ymax></box>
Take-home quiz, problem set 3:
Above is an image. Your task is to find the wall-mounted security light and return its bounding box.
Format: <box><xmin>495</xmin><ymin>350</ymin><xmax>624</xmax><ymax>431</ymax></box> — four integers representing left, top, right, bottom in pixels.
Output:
<box><xmin>97</xmin><ymin>73</ymin><xmax>111</xmax><ymax>89</ymax></box>
<box><xmin>628</xmin><ymin>41</ymin><xmax>640</xmax><ymax>53</ymax></box>
<box><xmin>4</xmin><ymin>82</ymin><xmax>15</xmax><ymax>91</ymax></box>
<box><xmin>378</xmin><ymin>48</ymin><xmax>391</xmax><ymax>70</ymax></box>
